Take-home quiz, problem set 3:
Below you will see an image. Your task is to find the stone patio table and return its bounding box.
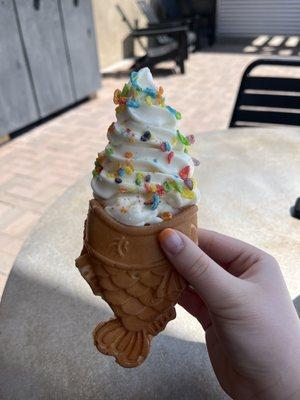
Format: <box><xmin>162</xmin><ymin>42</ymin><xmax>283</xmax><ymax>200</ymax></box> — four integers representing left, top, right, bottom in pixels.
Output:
<box><xmin>1</xmin><ymin>128</ymin><xmax>299</xmax><ymax>400</ymax></box>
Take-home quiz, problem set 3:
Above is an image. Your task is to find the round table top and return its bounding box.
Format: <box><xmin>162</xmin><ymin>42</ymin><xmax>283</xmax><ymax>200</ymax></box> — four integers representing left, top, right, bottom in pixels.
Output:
<box><xmin>1</xmin><ymin>127</ymin><xmax>299</xmax><ymax>400</ymax></box>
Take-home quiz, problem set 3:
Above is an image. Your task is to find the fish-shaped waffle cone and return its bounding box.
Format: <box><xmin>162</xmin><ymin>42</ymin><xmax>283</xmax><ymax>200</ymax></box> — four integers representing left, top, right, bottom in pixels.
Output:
<box><xmin>76</xmin><ymin>199</ymin><xmax>198</xmax><ymax>368</ymax></box>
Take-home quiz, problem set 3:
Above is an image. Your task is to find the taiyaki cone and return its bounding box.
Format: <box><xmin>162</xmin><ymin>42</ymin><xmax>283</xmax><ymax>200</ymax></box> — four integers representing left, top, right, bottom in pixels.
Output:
<box><xmin>75</xmin><ymin>199</ymin><xmax>198</xmax><ymax>368</ymax></box>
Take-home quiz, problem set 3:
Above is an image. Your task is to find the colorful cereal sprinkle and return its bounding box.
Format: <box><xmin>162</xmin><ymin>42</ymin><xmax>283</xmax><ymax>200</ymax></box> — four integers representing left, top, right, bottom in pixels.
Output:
<box><xmin>167</xmin><ymin>151</ymin><xmax>174</xmax><ymax>164</ymax></box>
<box><xmin>192</xmin><ymin>157</ymin><xmax>200</xmax><ymax>166</ymax></box>
<box><xmin>161</xmin><ymin>212</ymin><xmax>172</xmax><ymax>221</ymax></box>
<box><xmin>144</xmin><ymin>198</ymin><xmax>153</xmax><ymax>206</ymax></box>
<box><xmin>163</xmin><ymin>181</ymin><xmax>171</xmax><ymax>192</ymax></box>
<box><xmin>113</xmin><ymin>89</ymin><xmax>121</xmax><ymax>104</ymax></box>
<box><xmin>145</xmin><ymin>182</ymin><xmax>156</xmax><ymax>193</ymax></box>
<box><xmin>181</xmin><ymin>188</ymin><xmax>196</xmax><ymax>200</ymax></box>
<box><xmin>156</xmin><ymin>184</ymin><xmax>165</xmax><ymax>196</ymax></box>
<box><xmin>145</xmin><ymin>96</ymin><xmax>152</xmax><ymax>105</ymax></box>
<box><xmin>187</xmin><ymin>134</ymin><xmax>195</xmax><ymax>144</ymax></box>
<box><xmin>140</xmin><ymin>131</ymin><xmax>151</xmax><ymax>141</ymax></box>
<box><xmin>105</xmin><ymin>147</ymin><xmax>114</xmax><ymax>157</ymax></box>
<box><xmin>150</xmin><ymin>194</ymin><xmax>160</xmax><ymax>210</ymax></box>
<box><xmin>177</xmin><ymin>130</ymin><xmax>190</xmax><ymax>146</ymax></box>
<box><xmin>143</xmin><ymin>87</ymin><xmax>157</xmax><ymax>98</ymax></box>
<box><xmin>166</xmin><ymin>105</ymin><xmax>176</xmax><ymax>116</ymax></box>
<box><xmin>184</xmin><ymin>178</ymin><xmax>194</xmax><ymax>190</ymax></box>
<box><xmin>158</xmin><ymin>86</ymin><xmax>164</xmax><ymax>97</ymax></box>
<box><xmin>121</xmin><ymin>83</ymin><xmax>130</xmax><ymax>97</ymax></box>
<box><xmin>135</xmin><ymin>172</ymin><xmax>143</xmax><ymax>186</ymax></box>
<box><xmin>115</xmin><ymin>177</ymin><xmax>122</xmax><ymax>184</ymax></box>
<box><xmin>117</xmin><ymin>168</ymin><xmax>125</xmax><ymax>177</ymax></box>
<box><xmin>157</xmin><ymin>86</ymin><xmax>165</xmax><ymax>106</ymax></box>
<box><xmin>118</xmin><ymin>97</ymin><xmax>127</xmax><ymax>106</ymax></box>
<box><xmin>145</xmin><ymin>182</ymin><xmax>152</xmax><ymax>192</ymax></box>
<box><xmin>126</xmin><ymin>99</ymin><xmax>140</xmax><ymax>108</ymax></box>
<box><xmin>125</xmin><ymin>166</ymin><xmax>134</xmax><ymax>175</ymax></box>
<box><xmin>130</xmin><ymin>71</ymin><xmax>140</xmax><ymax>89</ymax></box>
<box><xmin>124</xmin><ymin>151</ymin><xmax>133</xmax><ymax>158</ymax></box>
<box><xmin>160</xmin><ymin>141</ymin><xmax>171</xmax><ymax>152</ymax></box>
<box><xmin>179</xmin><ymin>166</ymin><xmax>190</xmax><ymax>180</ymax></box>
<box><xmin>171</xmin><ymin>180</ymin><xmax>183</xmax><ymax>193</ymax></box>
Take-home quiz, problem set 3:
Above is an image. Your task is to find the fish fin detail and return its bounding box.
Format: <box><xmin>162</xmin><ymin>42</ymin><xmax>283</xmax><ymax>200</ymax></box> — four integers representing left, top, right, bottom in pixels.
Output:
<box><xmin>147</xmin><ymin>306</ymin><xmax>176</xmax><ymax>336</ymax></box>
<box><xmin>75</xmin><ymin>246</ymin><xmax>102</xmax><ymax>296</ymax></box>
<box><xmin>93</xmin><ymin>319</ymin><xmax>150</xmax><ymax>368</ymax></box>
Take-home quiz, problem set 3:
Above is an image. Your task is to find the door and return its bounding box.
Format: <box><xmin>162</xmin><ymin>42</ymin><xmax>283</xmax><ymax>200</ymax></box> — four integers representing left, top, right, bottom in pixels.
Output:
<box><xmin>0</xmin><ymin>0</ymin><xmax>38</xmax><ymax>136</ymax></box>
<box><xmin>15</xmin><ymin>0</ymin><xmax>75</xmax><ymax>117</ymax></box>
<box><xmin>217</xmin><ymin>0</ymin><xmax>300</xmax><ymax>37</ymax></box>
<box><xmin>58</xmin><ymin>0</ymin><xmax>100</xmax><ymax>100</ymax></box>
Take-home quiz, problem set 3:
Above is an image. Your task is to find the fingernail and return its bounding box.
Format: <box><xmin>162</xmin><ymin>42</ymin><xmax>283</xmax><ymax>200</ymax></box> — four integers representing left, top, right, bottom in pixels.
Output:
<box><xmin>159</xmin><ymin>229</ymin><xmax>184</xmax><ymax>255</ymax></box>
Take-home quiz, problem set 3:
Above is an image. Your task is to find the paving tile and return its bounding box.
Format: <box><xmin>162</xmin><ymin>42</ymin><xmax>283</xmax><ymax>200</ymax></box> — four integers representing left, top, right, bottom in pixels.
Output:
<box><xmin>0</xmin><ymin>252</ymin><xmax>16</xmax><ymax>275</ymax></box>
<box><xmin>0</xmin><ymin>232</ymin><xmax>23</xmax><ymax>256</ymax></box>
<box><xmin>0</xmin><ymin>203</ymin><xmax>24</xmax><ymax>230</ymax></box>
<box><xmin>2</xmin><ymin>211</ymin><xmax>40</xmax><ymax>239</ymax></box>
<box><xmin>0</xmin><ymin>273</ymin><xmax>8</xmax><ymax>300</ymax></box>
<box><xmin>0</xmin><ymin>192</ymin><xmax>48</xmax><ymax>214</ymax></box>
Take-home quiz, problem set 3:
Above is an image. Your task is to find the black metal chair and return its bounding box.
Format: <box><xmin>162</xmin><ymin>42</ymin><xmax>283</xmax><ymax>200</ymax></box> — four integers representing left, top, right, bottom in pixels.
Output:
<box><xmin>136</xmin><ymin>0</ymin><xmax>197</xmax><ymax>51</ymax></box>
<box><xmin>116</xmin><ymin>4</ymin><xmax>188</xmax><ymax>74</ymax></box>
<box><xmin>230</xmin><ymin>58</ymin><xmax>300</xmax><ymax>128</ymax></box>
<box><xmin>131</xmin><ymin>25</ymin><xmax>188</xmax><ymax>74</ymax></box>
<box><xmin>178</xmin><ymin>0</ymin><xmax>216</xmax><ymax>47</ymax></box>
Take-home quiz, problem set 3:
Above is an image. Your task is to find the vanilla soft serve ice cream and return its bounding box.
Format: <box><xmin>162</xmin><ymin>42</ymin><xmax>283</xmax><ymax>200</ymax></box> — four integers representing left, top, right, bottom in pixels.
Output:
<box><xmin>91</xmin><ymin>68</ymin><xmax>200</xmax><ymax>226</ymax></box>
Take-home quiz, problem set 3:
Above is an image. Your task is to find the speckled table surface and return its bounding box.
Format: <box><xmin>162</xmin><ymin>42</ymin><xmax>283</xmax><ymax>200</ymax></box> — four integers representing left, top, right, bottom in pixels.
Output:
<box><xmin>0</xmin><ymin>128</ymin><xmax>299</xmax><ymax>400</ymax></box>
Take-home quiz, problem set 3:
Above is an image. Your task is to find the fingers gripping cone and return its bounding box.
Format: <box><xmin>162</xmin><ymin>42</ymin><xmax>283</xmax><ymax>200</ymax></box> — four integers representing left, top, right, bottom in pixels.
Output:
<box><xmin>76</xmin><ymin>199</ymin><xmax>198</xmax><ymax>368</ymax></box>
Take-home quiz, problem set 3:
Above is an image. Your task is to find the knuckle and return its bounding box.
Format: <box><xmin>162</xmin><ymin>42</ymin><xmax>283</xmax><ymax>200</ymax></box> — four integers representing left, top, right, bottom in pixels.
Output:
<box><xmin>257</xmin><ymin>251</ymin><xmax>280</xmax><ymax>270</ymax></box>
<box><xmin>264</xmin><ymin>253</ymin><xmax>278</xmax><ymax>266</ymax></box>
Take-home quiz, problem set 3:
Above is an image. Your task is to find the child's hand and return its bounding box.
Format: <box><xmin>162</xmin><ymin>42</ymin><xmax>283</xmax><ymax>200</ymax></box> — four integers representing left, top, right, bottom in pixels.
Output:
<box><xmin>159</xmin><ymin>228</ymin><xmax>300</xmax><ymax>400</ymax></box>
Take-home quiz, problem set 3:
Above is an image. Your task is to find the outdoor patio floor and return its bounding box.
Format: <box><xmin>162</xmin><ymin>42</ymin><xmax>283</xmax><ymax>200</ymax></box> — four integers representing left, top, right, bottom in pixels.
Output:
<box><xmin>0</xmin><ymin>38</ymin><xmax>299</xmax><ymax>298</ymax></box>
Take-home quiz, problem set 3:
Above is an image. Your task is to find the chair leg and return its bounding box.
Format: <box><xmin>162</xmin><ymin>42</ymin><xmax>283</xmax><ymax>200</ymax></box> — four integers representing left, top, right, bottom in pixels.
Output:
<box><xmin>178</xmin><ymin>58</ymin><xmax>185</xmax><ymax>74</ymax></box>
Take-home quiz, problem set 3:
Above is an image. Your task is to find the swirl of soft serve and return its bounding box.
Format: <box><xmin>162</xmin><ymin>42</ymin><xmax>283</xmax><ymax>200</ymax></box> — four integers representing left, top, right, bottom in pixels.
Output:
<box><xmin>91</xmin><ymin>67</ymin><xmax>200</xmax><ymax>226</ymax></box>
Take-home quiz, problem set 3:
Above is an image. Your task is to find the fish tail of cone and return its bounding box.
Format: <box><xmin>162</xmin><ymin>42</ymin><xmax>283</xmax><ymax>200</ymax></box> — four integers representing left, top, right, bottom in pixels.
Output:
<box><xmin>93</xmin><ymin>318</ymin><xmax>151</xmax><ymax>368</ymax></box>
<box><xmin>93</xmin><ymin>307</ymin><xmax>177</xmax><ymax>368</ymax></box>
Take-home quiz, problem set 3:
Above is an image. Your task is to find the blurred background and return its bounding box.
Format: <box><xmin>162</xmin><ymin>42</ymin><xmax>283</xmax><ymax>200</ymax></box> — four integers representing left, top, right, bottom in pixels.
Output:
<box><xmin>1</xmin><ymin>0</ymin><xmax>300</xmax><ymax>297</ymax></box>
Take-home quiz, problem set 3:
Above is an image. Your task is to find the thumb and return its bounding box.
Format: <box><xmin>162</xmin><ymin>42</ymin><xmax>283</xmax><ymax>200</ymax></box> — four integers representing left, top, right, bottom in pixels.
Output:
<box><xmin>159</xmin><ymin>228</ymin><xmax>239</xmax><ymax>306</ymax></box>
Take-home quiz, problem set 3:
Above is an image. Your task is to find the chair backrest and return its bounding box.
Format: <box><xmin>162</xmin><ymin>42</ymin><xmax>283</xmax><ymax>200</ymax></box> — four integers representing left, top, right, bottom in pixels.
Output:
<box><xmin>136</xmin><ymin>0</ymin><xmax>174</xmax><ymax>46</ymax></box>
<box><xmin>115</xmin><ymin>4</ymin><xmax>147</xmax><ymax>52</ymax></box>
<box><xmin>137</xmin><ymin>0</ymin><xmax>159</xmax><ymax>23</ymax></box>
<box><xmin>230</xmin><ymin>58</ymin><xmax>300</xmax><ymax>128</ymax></box>
<box><xmin>178</xmin><ymin>0</ymin><xmax>214</xmax><ymax>17</ymax></box>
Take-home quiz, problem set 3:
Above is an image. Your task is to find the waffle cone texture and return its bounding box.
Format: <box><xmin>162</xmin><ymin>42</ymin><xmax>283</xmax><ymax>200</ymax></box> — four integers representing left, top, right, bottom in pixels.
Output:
<box><xmin>75</xmin><ymin>199</ymin><xmax>198</xmax><ymax>368</ymax></box>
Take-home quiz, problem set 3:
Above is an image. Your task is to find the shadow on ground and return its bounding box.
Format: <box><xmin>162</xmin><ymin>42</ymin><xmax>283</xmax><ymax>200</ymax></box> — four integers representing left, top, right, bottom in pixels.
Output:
<box><xmin>0</xmin><ymin>268</ymin><xmax>226</xmax><ymax>400</ymax></box>
<box><xmin>204</xmin><ymin>36</ymin><xmax>300</xmax><ymax>57</ymax></box>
